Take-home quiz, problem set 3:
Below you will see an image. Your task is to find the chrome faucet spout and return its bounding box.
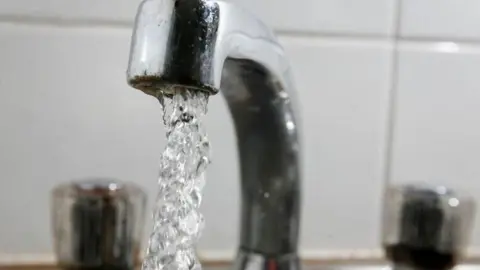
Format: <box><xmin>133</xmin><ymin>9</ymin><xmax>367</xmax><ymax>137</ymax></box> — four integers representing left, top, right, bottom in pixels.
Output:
<box><xmin>127</xmin><ymin>1</ymin><xmax>301</xmax><ymax>269</ymax></box>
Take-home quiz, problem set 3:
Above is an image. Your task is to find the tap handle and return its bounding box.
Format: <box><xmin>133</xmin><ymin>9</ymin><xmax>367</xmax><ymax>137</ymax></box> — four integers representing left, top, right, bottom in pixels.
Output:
<box><xmin>51</xmin><ymin>179</ymin><xmax>147</xmax><ymax>270</ymax></box>
<box><xmin>381</xmin><ymin>184</ymin><xmax>475</xmax><ymax>268</ymax></box>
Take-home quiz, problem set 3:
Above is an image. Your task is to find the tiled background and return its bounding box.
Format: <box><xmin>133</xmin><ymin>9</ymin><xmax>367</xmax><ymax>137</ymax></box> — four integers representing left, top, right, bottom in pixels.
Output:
<box><xmin>1</xmin><ymin>0</ymin><xmax>480</xmax><ymax>261</ymax></box>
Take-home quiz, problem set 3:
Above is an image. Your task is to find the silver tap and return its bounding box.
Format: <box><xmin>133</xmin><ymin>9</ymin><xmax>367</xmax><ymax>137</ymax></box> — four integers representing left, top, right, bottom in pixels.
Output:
<box><xmin>126</xmin><ymin>1</ymin><xmax>301</xmax><ymax>270</ymax></box>
<box><xmin>51</xmin><ymin>179</ymin><xmax>147</xmax><ymax>270</ymax></box>
<box><xmin>382</xmin><ymin>184</ymin><xmax>476</xmax><ymax>270</ymax></box>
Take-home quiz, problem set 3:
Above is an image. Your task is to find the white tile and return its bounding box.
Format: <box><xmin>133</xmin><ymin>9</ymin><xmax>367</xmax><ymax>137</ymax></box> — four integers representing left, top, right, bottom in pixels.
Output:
<box><xmin>281</xmin><ymin>37</ymin><xmax>392</xmax><ymax>249</ymax></box>
<box><xmin>0</xmin><ymin>0</ymin><xmax>395</xmax><ymax>36</ymax></box>
<box><xmin>391</xmin><ymin>43</ymin><xmax>480</xmax><ymax>246</ymax></box>
<box><xmin>401</xmin><ymin>0</ymin><xmax>480</xmax><ymax>40</ymax></box>
<box><xmin>235</xmin><ymin>0</ymin><xmax>395</xmax><ymax>35</ymax></box>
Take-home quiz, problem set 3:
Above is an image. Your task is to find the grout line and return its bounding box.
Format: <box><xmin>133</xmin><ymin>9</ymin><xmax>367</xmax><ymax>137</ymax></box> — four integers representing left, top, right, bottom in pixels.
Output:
<box><xmin>401</xmin><ymin>35</ymin><xmax>480</xmax><ymax>44</ymax></box>
<box><xmin>2</xmin><ymin>15</ymin><xmax>480</xmax><ymax>48</ymax></box>
<box><xmin>275</xmin><ymin>29</ymin><xmax>389</xmax><ymax>41</ymax></box>
<box><xmin>0</xmin><ymin>15</ymin><xmax>386</xmax><ymax>40</ymax></box>
<box><xmin>0</xmin><ymin>16</ymin><xmax>390</xmax><ymax>44</ymax></box>
<box><xmin>0</xmin><ymin>249</ymin><xmax>384</xmax><ymax>266</ymax></box>
<box><xmin>0</xmin><ymin>15</ymin><xmax>391</xmax><ymax>42</ymax></box>
<box><xmin>3</xmin><ymin>248</ymin><xmax>480</xmax><ymax>266</ymax></box>
<box><xmin>396</xmin><ymin>40</ymin><xmax>480</xmax><ymax>54</ymax></box>
<box><xmin>0</xmin><ymin>250</ymin><xmax>383</xmax><ymax>266</ymax></box>
<box><xmin>278</xmin><ymin>35</ymin><xmax>394</xmax><ymax>49</ymax></box>
<box><xmin>0</xmin><ymin>15</ymin><xmax>133</xmax><ymax>29</ymax></box>
<box><xmin>381</xmin><ymin>0</ymin><xmax>403</xmax><ymax>190</ymax></box>
<box><xmin>0</xmin><ymin>249</ymin><xmax>384</xmax><ymax>265</ymax></box>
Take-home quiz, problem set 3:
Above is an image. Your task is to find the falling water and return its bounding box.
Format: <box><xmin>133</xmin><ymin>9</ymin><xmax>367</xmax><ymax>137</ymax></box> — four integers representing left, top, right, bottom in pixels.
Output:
<box><xmin>142</xmin><ymin>88</ymin><xmax>211</xmax><ymax>270</ymax></box>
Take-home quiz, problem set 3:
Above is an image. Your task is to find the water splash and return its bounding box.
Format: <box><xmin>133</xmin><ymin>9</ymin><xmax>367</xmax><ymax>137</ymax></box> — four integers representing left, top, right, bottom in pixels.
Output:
<box><xmin>142</xmin><ymin>88</ymin><xmax>211</xmax><ymax>270</ymax></box>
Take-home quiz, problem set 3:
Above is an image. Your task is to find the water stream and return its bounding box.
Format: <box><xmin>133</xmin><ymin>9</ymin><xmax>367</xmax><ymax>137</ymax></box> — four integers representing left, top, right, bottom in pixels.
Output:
<box><xmin>142</xmin><ymin>88</ymin><xmax>211</xmax><ymax>270</ymax></box>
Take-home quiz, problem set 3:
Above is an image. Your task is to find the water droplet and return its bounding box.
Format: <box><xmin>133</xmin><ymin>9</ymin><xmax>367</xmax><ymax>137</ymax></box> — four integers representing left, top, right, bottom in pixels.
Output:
<box><xmin>142</xmin><ymin>255</ymin><xmax>159</xmax><ymax>270</ymax></box>
<box><xmin>190</xmin><ymin>189</ymin><xmax>202</xmax><ymax>208</ymax></box>
<box><xmin>196</xmin><ymin>156</ymin><xmax>209</xmax><ymax>174</ymax></box>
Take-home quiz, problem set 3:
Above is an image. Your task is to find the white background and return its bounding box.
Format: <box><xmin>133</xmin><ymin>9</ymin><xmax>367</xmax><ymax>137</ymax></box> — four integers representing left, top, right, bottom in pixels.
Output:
<box><xmin>1</xmin><ymin>0</ymin><xmax>480</xmax><ymax>261</ymax></box>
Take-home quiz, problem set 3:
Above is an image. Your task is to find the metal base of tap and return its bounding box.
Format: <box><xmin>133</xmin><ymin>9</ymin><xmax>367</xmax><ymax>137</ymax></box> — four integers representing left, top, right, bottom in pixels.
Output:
<box><xmin>233</xmin><ymin>250</ymin><xmax>300</xmax><ymax>270</ymax></box>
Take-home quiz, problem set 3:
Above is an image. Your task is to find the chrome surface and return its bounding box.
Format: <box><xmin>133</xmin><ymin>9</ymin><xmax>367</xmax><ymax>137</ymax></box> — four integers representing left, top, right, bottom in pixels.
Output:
<box><xmin>127</xmin><ymin>0</ymin><xmax>301</xmax><ymax>269</ymax></box>
<box><xmin>51</xmin><ymin>178</ymin><xmax>147</xmax><ymax>270</ymax></box>
<box><xmin>382</xmin><ymin>184</ymin><xmax>476</xmax><ymax>254</ymax></box>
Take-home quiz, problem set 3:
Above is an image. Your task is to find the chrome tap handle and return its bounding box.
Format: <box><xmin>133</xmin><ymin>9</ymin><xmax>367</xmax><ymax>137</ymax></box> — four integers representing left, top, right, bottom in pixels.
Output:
<box><xmin>51</xmin><ymin>179</ymin><xmax>147</xmax><ymax>270</ymax></box>
<box><xmin>382</xmin><ymin>184</ymin><xmax>475</xmax><ymax>269</ymax></box>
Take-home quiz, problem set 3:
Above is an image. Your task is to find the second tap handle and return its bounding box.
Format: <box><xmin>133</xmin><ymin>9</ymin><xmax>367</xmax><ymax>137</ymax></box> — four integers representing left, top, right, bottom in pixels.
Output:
<box><xmin>382</xmin><ymin>184</ymin><xmax>475</xmax><ymax>267</ymax></box>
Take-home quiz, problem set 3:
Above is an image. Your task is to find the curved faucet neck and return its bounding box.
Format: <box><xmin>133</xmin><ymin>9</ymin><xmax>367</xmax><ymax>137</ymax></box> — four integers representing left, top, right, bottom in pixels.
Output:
<box><xmin>127</xmin><ymin>0</ymin><xmax>301</xmax><ymax>267</ymax></box>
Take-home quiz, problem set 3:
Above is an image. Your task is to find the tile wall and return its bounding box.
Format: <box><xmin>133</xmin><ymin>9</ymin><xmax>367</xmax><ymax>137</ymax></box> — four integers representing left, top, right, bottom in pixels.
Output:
<box><xmin>0</xmin><ymin>0</ymin><xmax>479</xmax><ymax>261</ymax></box>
